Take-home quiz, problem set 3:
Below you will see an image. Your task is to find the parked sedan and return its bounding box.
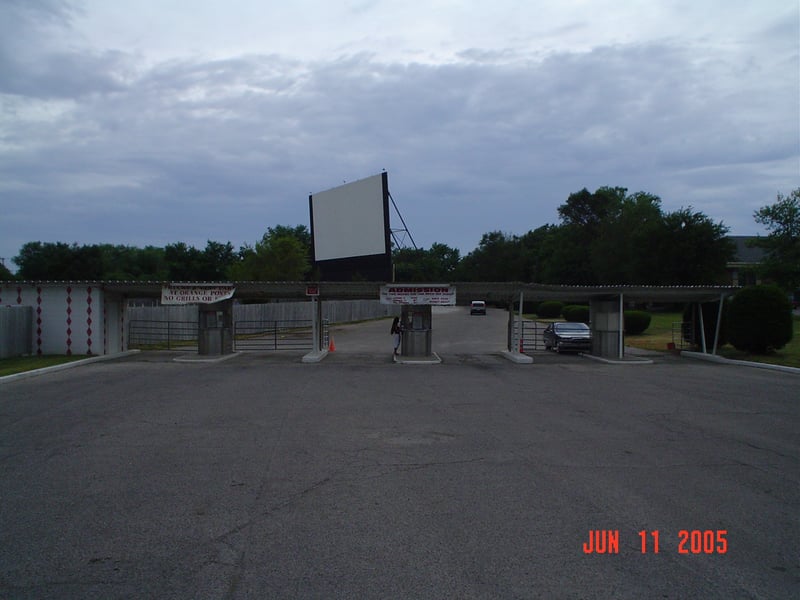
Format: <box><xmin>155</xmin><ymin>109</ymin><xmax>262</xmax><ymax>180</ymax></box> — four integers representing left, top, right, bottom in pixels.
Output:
<box><xmin>542</xmin><ymin>322</ymin><xmax>592</xmax><ymax>353</ymax></box>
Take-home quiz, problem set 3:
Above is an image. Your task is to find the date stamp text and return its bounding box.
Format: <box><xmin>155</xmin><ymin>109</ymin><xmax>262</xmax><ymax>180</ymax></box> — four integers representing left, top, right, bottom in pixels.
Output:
<box><xmin>582</xmin><ymin>530</ymin><xmax>728</xmax><ymax>554</ymax></box>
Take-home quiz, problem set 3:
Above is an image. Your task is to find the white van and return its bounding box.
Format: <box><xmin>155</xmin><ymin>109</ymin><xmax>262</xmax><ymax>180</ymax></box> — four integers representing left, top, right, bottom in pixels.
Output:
<box><xmin>470</xmin><ymin>300</ymin><xmax>486</xmax><ymax>315</ymax></box>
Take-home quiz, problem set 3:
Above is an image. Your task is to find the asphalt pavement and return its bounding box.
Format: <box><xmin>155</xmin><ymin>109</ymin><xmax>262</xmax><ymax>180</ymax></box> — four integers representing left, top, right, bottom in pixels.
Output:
<box><xmin>1</xmin><ymin>307</ymin><xmax>798</xmax><ymax>598</ymax></box>
<box><xmin>327</xmin><ymin>305</ymin><xmax>510</xmax><ymax>358</ymax></box>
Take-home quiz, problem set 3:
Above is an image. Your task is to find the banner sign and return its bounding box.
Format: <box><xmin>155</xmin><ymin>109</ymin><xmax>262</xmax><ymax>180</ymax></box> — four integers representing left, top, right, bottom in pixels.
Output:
<box><xmin>379</xmin><ymin>285</ymin><xmax>456</xmax><ymax>305</ymax></box>
<box><xmin>161</xmin><ymin>284</ymin><xmax>235</xmax><ymax>305</ymax></box>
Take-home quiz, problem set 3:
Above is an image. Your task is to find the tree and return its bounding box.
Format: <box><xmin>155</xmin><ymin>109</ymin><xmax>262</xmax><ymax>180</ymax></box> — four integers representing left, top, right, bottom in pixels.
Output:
<box><xmin>13</xmin><ymin>242</ymin><xmax>168</xmax><ymax>280</ymax></box>
<box><xmin>14</xmin><ymin>242</ymin><xmax>63</xmax><ymax>279</ymax></box>
<box><xmin>230</xmin><ymin>227</ymin><xmax>310</xmax><ymax>281</ymax></box>
<box><xmin>652</xmin><ymin>208</ymin><xmax>733</xmax><ymax>285</ymax></box>
<box><xmin>519</xmin><ymin>225</ymin><xmax>559</xmax><ymax>283</ymax></box>
<box><xmin>590</xmin><ymin>192</ymin><xmax>663</xmax><ymax>284</ymax></box>
<box><xmin>199</xmin><ymin>241</ymin><xmax>235</xmax><ymax>281</ymax></box>
<box><xmin>751</xmin><ymin>188</ymin><xmax>800</xmax><ymax>291</ymax></box>
<box><xmin>162</xmin><ymin>241</ymin><xmax>236</xmax><ymax>281</ymax></box>
<box><xmin>538</xmin><ymin>225</ymin><xmax>595</xmax><ymax>284</ymax></box>
<box><xmin>427</xmin><ymin>243</ymin><xmax>461</xmax><ymax>279</ymax></box>
<box><xmin>557</xmin><ymin>186</ymin><xmax>627</xmax><ymax>229</ymax></box>
<box><xmin>69</xmin><ymin>244</ymin><xmax>105</xmax><ymax>279</ymax></box>
<box><xmin>92</xmin><ymin>244</ymin><xmax>169</xmax><ymax>280</ymax></box>
<box><xmin>455</xmin><ymin>231</ymin><xmax>527</xmax><ymax>281</ymax></box>
<box><xmin>549</xmin><ymin>188</ymin><xmax>732</xmax><ymax>285</ymax></box>
<box><xmin>266</xmin><ymin>225</ymin><xmax>311</xmax><ymax>250</ymax></box>
<box><xmin>551</xmin><ymin>187</ymin><xmax>628</xmax><ymax>285</ymax></box>
<box><xmin>0</xmin><ymin>260</ymin><xmax>15</xmax><ymax>280</ymax></box>
<box><xmin>130</xmin><ymin>245</ymin><xmax>168</xmax><ymax>280</ymax></box>
<box><xmin>393</xmin><ymin>243</ymin><xmax>461</xmax><ymax>282</ymax></box>
<box><xmin>13</xmin><ymin>242</ymin><xmax>83</xmax><ymax>280</ymax></box>
<box><xmin>164</xmin><ymin>242</ymin><xmax>204</xmax><ymax>281</ymax></box>
<box><xmin>11</xmin><ymin>240</ymin><xmax>233</xmax><ymax>281</ymax></box>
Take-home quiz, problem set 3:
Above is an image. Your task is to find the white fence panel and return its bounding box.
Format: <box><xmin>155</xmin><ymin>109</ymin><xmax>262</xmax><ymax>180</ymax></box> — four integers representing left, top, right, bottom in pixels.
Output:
<box><xmin>325</xmin><ymin>300</ymin><xmax>400</xmax><ymax>323</ymax></box>
<box><xmin>128</xmin><ymin>305</ymin><xmax>198</xmax><ymax>322</ymax></box>
<box><xmin>129</xmin><ymin>300</ymin><xmax>397</xmax><ymax>324</ymax></box>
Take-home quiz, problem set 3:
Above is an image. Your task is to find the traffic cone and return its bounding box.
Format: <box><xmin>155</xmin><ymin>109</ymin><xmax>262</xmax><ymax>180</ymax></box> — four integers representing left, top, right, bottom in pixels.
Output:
<box><xmin>329</xmin><ymin>334</ymin><xmax>336</xmax><ymax>352</ymax></box>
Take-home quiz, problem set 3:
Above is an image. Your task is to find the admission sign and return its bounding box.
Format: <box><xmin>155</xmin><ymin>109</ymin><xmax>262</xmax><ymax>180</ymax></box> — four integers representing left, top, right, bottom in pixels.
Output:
<box><xmin>161</xmin><ymin>284</ymin><xmax>236</xmax><ymax>305</ymax></box>
<box><xmin>379</xmin><ymin>285</ymin><xmax>456</xmax><ymax>305</ymax></box>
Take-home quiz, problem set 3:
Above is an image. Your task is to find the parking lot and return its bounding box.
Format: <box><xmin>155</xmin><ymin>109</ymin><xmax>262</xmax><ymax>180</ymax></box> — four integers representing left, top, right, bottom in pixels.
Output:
<box><xmin>1</xmin><ymin>308</ymin><xmax>798</xmax><ymax>598</ymax></box>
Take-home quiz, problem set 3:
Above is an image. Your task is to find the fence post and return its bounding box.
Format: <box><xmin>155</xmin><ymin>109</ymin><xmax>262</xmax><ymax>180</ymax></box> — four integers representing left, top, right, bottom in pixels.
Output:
<box><xmin>507</xmin><ymin>301</ymin><xmax>514</xmax><ymax>351</ymax></box>
<box><xmin>517</xmin><ymin>291</ymin><xmax>524</xmax><ymax>353</ymax></box>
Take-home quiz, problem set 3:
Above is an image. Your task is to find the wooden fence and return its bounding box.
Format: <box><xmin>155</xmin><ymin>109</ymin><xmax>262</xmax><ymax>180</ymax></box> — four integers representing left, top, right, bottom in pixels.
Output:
<box><xmin>128</xmin><ymin>300</ymin><xmax>399</xmax><ymax>324</ymax></box>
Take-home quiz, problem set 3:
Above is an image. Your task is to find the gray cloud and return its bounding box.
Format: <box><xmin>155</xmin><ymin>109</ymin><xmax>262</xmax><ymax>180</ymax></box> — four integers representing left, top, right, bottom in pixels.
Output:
<box><xmin>1</xmin><ymin>3</ymin><xmax>797</xmax><ymax>269</ymax></box>
<box><xmin>0</xmin><ymin>1</ymin><xmax>128</xmax><ymax>99</ymax></box>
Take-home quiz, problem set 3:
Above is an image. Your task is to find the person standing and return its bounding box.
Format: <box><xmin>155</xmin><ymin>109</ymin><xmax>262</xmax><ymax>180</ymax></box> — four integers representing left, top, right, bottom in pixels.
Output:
<box><xmin>390</xmin><ymin>316</ymin><xmax>402</xmax><ymax>357</ymax></box>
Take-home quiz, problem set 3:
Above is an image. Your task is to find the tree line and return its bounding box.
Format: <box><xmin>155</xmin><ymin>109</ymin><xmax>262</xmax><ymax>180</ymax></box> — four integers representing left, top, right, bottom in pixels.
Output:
<box><xmin>3</xmin><ymin>187</ymin><xmax>798</xmax><ymax>291</ymax></box>
<box><xmin>397</xmin><ymin>186</ymin><xmax>736</xmax><ymax>285</ymax></box>
<box><xmin>4</xmin><ymin>225</ymin><xmax>312</xmax><ymax>283</ymax></box>
<box><xmin>393</xmin><ymin>186</ymin><xmax>798</xmax><ymax>292</ymax></box>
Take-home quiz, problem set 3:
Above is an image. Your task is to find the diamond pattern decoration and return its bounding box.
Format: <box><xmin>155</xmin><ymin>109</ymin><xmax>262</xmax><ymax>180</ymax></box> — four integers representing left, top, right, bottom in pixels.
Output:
<box><xmin>86</xmin><ymin>287</ymin><xmax>93</xmax><ymax>355</ymax></box>
<box><xmin>66</xmin><ymin>286</ymin><xmax>73</xmax><ymax>355</ymax></box>
<box><xmin>36</xmin><ymin>288</ymin><xmax>43</xmax><ymax>355</ymax></box>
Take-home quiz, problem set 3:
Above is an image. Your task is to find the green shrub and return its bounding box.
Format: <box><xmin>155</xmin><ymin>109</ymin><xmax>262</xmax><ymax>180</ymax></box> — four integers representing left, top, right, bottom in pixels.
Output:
<box><xmin>728</xmin><ymin>285</ymin><xmax>793</xmax><ymax>353</ymax></box>
<box><xmin>682</xmin><ymin>301</ymin><xmax>729</xmax><ymax>348</ymax></box>
<box><xmin>624</xmin><ymin>310</ymin><xmax>652</xmax><ymax>335</ymax></box>
<box><xmin>536</xmin><ymin>301</ymin><xmax>564</xmax><ymax>318</ymax></box>
<box><xmin>562</xmin><ymin>305</ymin><xmax>590</xmax><ymax>323</ymax></box>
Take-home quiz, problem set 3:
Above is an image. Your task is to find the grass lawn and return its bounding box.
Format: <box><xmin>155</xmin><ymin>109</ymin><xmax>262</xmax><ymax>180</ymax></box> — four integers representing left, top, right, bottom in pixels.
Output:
<box><xmin>0</xmin><ymin>355</ymin><xmax>89</xmax><ymax>377</ymax></box>
<box><xmin>524</xmin><ymin>310</ymin><xmax>799</xmax><ymax>369</ymax></box>
<box><xmin>625</xmin><ymin>312</ymin><xmax>687</xmax><ymax>352</ymax></box>
<box><xmin>717</xmin><ymin>316</ymin><xmax>800</xmax><ymax>369</ymax></box>
<box><xmin>626</xmin><ymin>312</ymin><xmax>800</xmax><ymax>369</ymax></box>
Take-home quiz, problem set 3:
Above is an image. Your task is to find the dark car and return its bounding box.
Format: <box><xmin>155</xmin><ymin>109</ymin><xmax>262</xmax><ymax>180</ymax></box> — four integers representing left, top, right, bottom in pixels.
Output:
<box><xmin>542</xmin><ymin>322</ymin><xmax>592</xmax><ymax>353</ymax></box>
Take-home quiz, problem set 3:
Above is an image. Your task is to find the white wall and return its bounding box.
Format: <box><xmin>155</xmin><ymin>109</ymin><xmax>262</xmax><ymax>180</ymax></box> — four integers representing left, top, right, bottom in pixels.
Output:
<box><xmin>1</xmin><ymin>286</ymin><xmax>401</xmax><ymax>357</ymax></box>
<box><xmin>1</xmin><ymin>284</ymin><xmax>109</xmax><ymax>356</ymax></box>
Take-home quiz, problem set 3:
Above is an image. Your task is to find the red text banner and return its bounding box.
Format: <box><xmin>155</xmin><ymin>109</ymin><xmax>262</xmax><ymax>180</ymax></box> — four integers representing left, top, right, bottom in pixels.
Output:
<box><xmin>379</xmin><ymin>285</ymin><xmax>456</xmax><ymax>305</ymax></box>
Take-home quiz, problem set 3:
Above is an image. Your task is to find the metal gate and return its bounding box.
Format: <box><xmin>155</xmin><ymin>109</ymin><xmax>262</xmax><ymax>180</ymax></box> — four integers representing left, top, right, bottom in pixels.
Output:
<box><xmin>233</xmin><ymin>319</ymin><xmax>329</xmax><ymax>351</ymax></box>
<box><xmin>672</xmin><ymin>321</ymin><xmax>693</xmax><ymax>349</ymax></box>
<box><xmin>129</xmin><ymin>318</ymin><xmax>330</xmax><ymax>352</ymax></box>
<box><xmin>512</xmin><ymin>320</ymin><xmax>547</xmax><ymax>353</ymax></box>
<box><xmin>128</xmin><ymin>320</ymin><xmax>198</xmax><ymax>350</ymax></box>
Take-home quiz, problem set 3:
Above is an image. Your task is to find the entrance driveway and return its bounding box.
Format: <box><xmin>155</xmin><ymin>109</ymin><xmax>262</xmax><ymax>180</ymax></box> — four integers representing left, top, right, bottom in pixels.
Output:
<box><xmin>327</xmin><ymin>305</ymin><xmax>510</xmax><ymax>357</ymax></box>
<box><xmin>1</xmin><ymin>325</ymin><xmax>798</xmax><ymax>598</ymax></box>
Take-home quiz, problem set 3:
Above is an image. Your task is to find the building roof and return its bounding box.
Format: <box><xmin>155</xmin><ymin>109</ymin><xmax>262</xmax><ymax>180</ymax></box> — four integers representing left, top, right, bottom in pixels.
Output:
<box><xmin>2</xmin><ymin>280</ymin><xmax>739</xmax><ymax>304</ymax></box>
<box><xmin>728</xmin><ymin>235</ymin><xmax>767</xmax><ymax>265</ymax></box>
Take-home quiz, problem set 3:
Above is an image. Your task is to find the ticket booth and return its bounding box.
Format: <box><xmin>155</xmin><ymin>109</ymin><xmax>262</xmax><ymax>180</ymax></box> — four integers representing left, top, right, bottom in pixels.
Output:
<box><xmin>198</xmin><ymin>299</ymin><xmax>233</xmax><ymax>355</ymax></box>
<box><xmin>590</xmin><ymin>297</ymin><xmax>623</xmax><ymax>359</ymax></box>
<box><xmin>380</xmin><ymin>284</ymin><xmax>455</xmax><ymax>360</ymax></box>
<box><xmin>401</xmin><ymin>305</ymin><xmax>432</xmax><ymax>357</ymax></box>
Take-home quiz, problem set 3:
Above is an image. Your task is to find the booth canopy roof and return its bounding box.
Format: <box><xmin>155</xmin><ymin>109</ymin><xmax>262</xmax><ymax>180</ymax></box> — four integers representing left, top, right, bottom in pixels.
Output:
<box><xmin>3</xmin><ymin>281</ymin><xmax>739</xmax><ymax>304</ymax></box>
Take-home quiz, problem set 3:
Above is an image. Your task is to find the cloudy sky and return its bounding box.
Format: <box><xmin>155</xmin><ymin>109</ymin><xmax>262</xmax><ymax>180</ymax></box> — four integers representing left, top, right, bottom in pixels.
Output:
<box><xmin>1</xmin><ymin>0</ymin><xmax>798</xmax><ymax>272</ymax></box>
